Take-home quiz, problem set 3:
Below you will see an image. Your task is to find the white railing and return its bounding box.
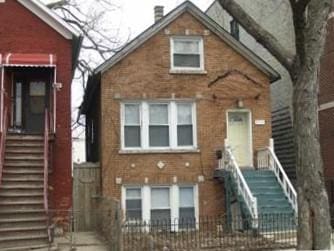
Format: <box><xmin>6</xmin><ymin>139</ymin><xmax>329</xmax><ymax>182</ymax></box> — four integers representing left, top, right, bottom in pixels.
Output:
<box><xmin>257</xmin><ymin>146</ymin><xmax>298</xmax><ymax>214</ymax></box>
<box><xmin>218</xmin><ymin>146</ymin><xmax>258</xmax><ymax>223</ymax></box>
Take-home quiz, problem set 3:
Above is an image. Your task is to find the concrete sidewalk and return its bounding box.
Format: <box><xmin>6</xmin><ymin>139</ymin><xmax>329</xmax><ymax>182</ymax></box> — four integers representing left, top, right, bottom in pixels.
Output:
<box><xmin>36</xmin><ymin>232</ymin><xmax>108</xmax><ymax>251</ymax></box>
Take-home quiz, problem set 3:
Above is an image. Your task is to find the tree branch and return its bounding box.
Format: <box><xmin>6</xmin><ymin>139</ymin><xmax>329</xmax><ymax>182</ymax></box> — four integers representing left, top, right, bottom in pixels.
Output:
<box><xmin>218</xmin><ymin>0</ymin><xmax>296</xmax><ymax>71</ymax></box>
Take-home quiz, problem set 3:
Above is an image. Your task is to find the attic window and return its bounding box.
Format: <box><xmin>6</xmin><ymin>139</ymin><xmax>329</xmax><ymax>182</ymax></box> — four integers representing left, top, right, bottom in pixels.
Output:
<box><xmin>171</xmin><ymin>37</ymin><xmax>204</xmax><ymax>71</ymax></box>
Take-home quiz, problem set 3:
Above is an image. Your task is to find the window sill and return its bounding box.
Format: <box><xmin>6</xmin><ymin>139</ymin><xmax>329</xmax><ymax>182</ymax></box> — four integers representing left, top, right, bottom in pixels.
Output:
<box><xmin>169</xmin><ymin>69</ymin><xmax>207</xmax><ymax>75</ymax></box>
<box><xmin>119</xmin><ymin>148</ymin><xmax>200</xmax><ymax>154</ymax></box>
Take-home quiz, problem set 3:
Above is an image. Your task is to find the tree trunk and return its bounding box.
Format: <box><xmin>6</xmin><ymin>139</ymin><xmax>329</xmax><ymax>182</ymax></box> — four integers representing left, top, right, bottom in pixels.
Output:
<box><xmin>292</xmin><ymin>1</ymin><xmax>332</xmax><ymax>249</ymax></box>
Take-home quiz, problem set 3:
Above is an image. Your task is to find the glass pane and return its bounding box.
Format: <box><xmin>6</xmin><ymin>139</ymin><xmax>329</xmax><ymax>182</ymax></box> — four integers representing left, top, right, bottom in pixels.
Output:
<box><xmin>124</xmin><ymin>126</ymin><xmax>141</xmax><ymax>147</ymax></box>
<box><xmin>174</xmin><ymin>40</ymin><xmax>199</xmax><ymax>54</ymax></box>
<box><xmin>126</xmin><ymin>199</ymin><xmax>141</xmax><ymax>210</ymax></box>
<box><xmin>151</xmin><ymin>209</ymin><xmax>171</xmax><ymax>223</ymax></box>
<box><xmin>126</xmin><ymin>188</ymin><xmax>141</xmax><ymax>199</ymax></box>
<box><xmin>151</xmin><ymin>188</ymin><xmax>170</xmax><ymax>208</ymax></box>
<box><xmin>177</xmin><ymin>104</ymin><xmax>192</xmax><ymax>124</ymax></box>
<box><xmin>30</xmin><ymin>97</ymin><xmax>45</xmax><ymax>114</ymax></box>
<box><xmin>126</xmin><ymin>210</ymin><xmax>142</xmax><ymax>220</ymax></box>
<box><xmin>15</xmin><ymin>82</ymin><xmax>22</xmax><ymax>126</ymax></box>
<box><xmin>125</xmin><ymin>104</ymin><xmax>140</xmax><ymax>125</ymax></box>
<box><xmin>149</xmin><ymin>126</ymin><xmax>169</xmax><ymax>147</ymax></box>
<box><xmin>177</xmin><ymin>125</ymin><xmax>193</xmax><ymax>146</ymax></box>
<box><xmin>180</xmin><ymin>187</ymin><xmax>194</xmax><ymax>207</ymax></box>
<box><xmin>149</xmin><ymin>104</ymin><xmax>168</xmax><ymax>124</ymax></box>
<box><xmin>174</xmin><ymin>54</ymin><xmax>200</xmax><ymax>68</ymax></box>
<box><xmin>30</xmin><ymin>82</ymin><xmax>45</xmax><ymax>96</ymax></box>
<box><xmin>179</xmin><ymin>208</ymin><xmax>195</xmax><ymax>228</ymax></box>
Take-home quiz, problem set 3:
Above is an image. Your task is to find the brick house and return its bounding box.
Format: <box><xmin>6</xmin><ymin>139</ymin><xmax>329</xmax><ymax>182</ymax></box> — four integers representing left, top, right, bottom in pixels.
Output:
<box><xmin>0</xmin><ymin>0</ymin><xmax>81</xmax><ymax>249</ymax></box>
<box><xmin>80</xmin><ymin>1</ymin><xmax>296</xmax><ymax>226</ymax></box>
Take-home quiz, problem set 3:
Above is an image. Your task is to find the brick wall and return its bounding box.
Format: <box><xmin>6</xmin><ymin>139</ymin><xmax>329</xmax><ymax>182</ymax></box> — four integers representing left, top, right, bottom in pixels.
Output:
<box><xmin>0</xmin><ymin>0</ymin><xmax>73</xmax><ymax>210</ymax></box>
<box><xmin>100</xmin><ymin>12</ymin><xmax>272</xmax><ymax>216</ymax></box>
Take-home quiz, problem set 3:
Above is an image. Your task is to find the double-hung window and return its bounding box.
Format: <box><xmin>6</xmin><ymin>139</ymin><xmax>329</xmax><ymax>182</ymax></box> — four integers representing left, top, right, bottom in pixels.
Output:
<box><xmin>149</xmin><ymin>104</ymin><xmax>169</xmax><ymax>147</ymax></box>
<box><xmin>151</xmin><ymin>187</ymin><xmax>171</xmax><ymax>223</ymax></box>
<box><xmin>171</xmin><ymin>37</ymin><xmax>204</xmax><ymax>71</ymax></box>
<box><xmin>125</xmin><ymin>188</ymin><xmax>142</xmax><ymax>221</ymax></box>
<box><xmin>124</xmin><ymin>104</ymin><xmax>141</xmax><ymax>148</ymax></box>
<box><xmin>179</xmin><ymin>187</ymin><xmax>195</xmax><ymax>228</ymax></box>
<box><xmin>122</xmin><ymin>101</ymin><xmax>196</xmax><ymax>151</ymax></box>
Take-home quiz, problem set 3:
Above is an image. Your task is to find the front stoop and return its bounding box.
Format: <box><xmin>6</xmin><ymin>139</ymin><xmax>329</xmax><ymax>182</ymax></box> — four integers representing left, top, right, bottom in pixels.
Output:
<box><xmin>0</xmin><ymin>133</ymin><xmax>49</xmax><ymax>250</ymax></box>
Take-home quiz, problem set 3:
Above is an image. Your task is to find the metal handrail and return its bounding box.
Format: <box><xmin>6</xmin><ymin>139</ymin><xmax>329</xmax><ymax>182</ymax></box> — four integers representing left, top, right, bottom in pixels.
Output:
<box><xmin>0</xmin><ymin>107</ymin><xmax>8</xmax><ymax>186</ymax></box>
<box><xmin>257</xmin><ymin>147</ymin><xmax>298</xmax><ymax>214</ymax></box>
<box><xmin>218</xmin><ymin>146</ymin><xmax>258</xmax><ymax>223</ymax></box>
<box><xmin>43</xmin><ymin>109</ymin><xmax>51</xmax><ymax>242</ymax></box>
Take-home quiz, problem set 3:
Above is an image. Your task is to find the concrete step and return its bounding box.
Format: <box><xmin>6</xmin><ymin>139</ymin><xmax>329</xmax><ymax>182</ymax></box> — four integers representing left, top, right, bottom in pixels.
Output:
<box><xmin>0</xmin><ymin>208</ymin><xmax>46</xmax><ymax>216</ymax></box>
<box><xmin>2</xmin><ymin>176</ymin><xmax>44</xmax><ymax>181</ymax></box>
<box><xmin>5</xmin><ymin>161</ymin><xmax>44</xmax><ymax>167</ymax></box>
<box><xmin>0</xmin><ymin>224</ymin><xmax>47</xmax><ymax>233</ymax></box>
<box><xmin>6</xmin><ymin>134</ymin><xmax>43</xmax><ymax>141</ymax></box>
<box><xmin>0</xmin><ymin>203</ymin><xmax>44</xmax><ymax>211</ymax></box>
<box><xmin>0</xmin><ymin>190</ymin><xmax>43</xmax><ymax>197</ymax></box>
<box><xmin>5</xmin><ymin>148</ymin><xmax>44</xmax><ymax>154</ymax></box>
<box><xmin>1</xmin><ymin>180</ymin><xmax>44</xmax><ymax>188</ymax></box>
<box><xmin>5</xmin><ymin>142</ymin><xmax>44</xmax><ymax>147</ymax></box>
<box><xmin>0</xmin><ymin>243</ymin><xmax>49</xmax><ymax>251</ymax></box>
<box><xmin>0</xmin><ymin>232</ymin><xmax>48</xmax><ymax>250</ymax></box>
<box><xmin>3</xmin><ymin>168</ymin><xmax>43</xmax><ymax>174</ymax></box>
<box><xmin>0</xmin><ymin>199</ymin><xmax>44</xmax><ymax>205</ymax></box>
<box><xmin>0</xmin><ymin>216</ymin><xmax>46</xmax><ymax>224</ymax></box>
<box><xmin>5</xmin><ymin>155</ymin><xmax>44</xmax><ymax>161</ymax></box>
<box><xmin>2</xmin><ymin>172</ymin><xmax>43</xmax><ymax>180</ymax></box>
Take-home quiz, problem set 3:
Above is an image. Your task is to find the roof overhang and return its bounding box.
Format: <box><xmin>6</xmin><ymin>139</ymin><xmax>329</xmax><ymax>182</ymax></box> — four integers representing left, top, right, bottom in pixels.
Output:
<box><xmin>17</xmin><ymin>0</ymin><xmax>80</xmax><ymax>40</ymax></box>
<box><xmin>94</xmin><ymin>1</ymin><xmax>280</xmax><ymax>83</ymax></box>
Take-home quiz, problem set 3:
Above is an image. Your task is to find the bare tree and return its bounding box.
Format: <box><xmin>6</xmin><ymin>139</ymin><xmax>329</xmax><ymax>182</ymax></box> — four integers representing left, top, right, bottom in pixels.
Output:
<box><xmin>218</xmin><ymin>0</ymin><xmax>332</xmax><ymax>249</ymax></box>
<box><xmin>45</xmin><ymin>0</ymin><xmax>128</xmax><ymax>132</ymax></box>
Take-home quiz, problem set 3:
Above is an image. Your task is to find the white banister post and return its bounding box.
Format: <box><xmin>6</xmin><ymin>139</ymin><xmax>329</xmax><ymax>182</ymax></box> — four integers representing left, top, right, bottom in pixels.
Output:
<box><xmin>224</xmin><ymin>138</ymin><xmax>228</xmax><ymax>148</ymax></box>
<box><xmin>269</xmin><ymin>138</ymin><xmax>274</xmax><ymax>151</ymax></box>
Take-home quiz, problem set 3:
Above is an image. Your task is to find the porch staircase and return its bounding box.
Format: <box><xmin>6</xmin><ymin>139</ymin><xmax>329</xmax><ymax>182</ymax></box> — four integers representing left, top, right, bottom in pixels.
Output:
<box><xmin>0</xmin><ymin>133</ymin><xmax>49</xmax><ymax>250</ymax></box>
<box><xmin>215</xmin><ymin>142</ymin><xmax>297</xmax><ymax>231</ymax></box>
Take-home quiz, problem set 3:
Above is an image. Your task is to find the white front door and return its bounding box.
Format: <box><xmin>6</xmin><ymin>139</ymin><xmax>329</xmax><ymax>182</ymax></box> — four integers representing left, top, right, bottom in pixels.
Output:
<box><xmin>227</xmin><ymin>111</ymin><xmax>252</xmax><ymax>167</ymax></box>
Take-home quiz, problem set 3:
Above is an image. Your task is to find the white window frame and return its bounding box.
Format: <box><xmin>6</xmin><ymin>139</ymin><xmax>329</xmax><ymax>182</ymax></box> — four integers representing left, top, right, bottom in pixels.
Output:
<box><xmin>121</xmin><ymin>101</ymin><xmax>197</xmax><ymax>151</ymax></box>
<box><xmin>122</xmin><ymin>184</ymin><xmax>199</xmax><ymax>229</ymax></box>
<box><xmin>170</xmin><ymin>36</ymin><xmax>205</xmax><ymax>71</ymax></box>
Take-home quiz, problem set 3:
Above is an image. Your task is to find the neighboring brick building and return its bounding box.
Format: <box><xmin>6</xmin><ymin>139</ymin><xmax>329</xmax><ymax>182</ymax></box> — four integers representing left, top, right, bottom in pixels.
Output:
<box><xmin>319</xmin><ymin>12</ymin><xmax>334</xmax><ymax>211</ymax></box>
<box><xmin>80</xmin><ymin>1</ymin><xmax>282</xmax><ymax>223</ymax></box>
<box><xmin>0</xmin><ymin>0</ymin><xmax>81</xmax><ymax>249</ymax></box>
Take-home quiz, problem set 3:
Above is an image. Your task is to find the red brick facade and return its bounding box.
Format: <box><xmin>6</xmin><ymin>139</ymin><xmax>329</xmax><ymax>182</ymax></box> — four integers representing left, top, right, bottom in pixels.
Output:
<box><xmin>98</xmin><ymin>12</ymin><xmax>273</xmax><ymax>217</ymax></box>
<box><xmin>0</xmin><ymin>0</ymin><xmax>74</xmax><ymax>210</ymax></box>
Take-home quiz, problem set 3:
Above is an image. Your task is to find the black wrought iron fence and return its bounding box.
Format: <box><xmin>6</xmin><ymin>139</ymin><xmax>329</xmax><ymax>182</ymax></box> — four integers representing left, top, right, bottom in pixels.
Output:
<box><xmin>122</xmin><ymin>213</ymin><xmax>297</xmax><ymax>251</ymax></box>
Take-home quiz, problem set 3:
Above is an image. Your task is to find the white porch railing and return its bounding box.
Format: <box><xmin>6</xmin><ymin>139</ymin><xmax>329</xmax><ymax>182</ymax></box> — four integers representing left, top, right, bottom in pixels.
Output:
<box><xmin>218</xmin><ymin>144</ymin><xmax>258</xmax><ymax>223</ymax></box>
<box><xmin>257</xmin><ymin>145</ymin><xmax>298</xmax><ymax>214</ymax></box>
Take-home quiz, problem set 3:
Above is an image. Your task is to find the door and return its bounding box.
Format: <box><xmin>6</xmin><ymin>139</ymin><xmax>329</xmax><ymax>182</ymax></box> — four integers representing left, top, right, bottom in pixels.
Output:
<box><xmin>14</xmin><ymin>72</ymin><xmax>50</xmax><ymax>133</ymax></box>
<box><xmin>227</xmin><ymin>111</ymin><xmax>252</xmax><ymax>167</ymax></box>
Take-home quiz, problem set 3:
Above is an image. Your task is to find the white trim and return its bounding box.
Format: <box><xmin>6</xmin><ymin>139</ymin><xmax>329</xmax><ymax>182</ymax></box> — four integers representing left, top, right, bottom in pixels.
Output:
<box><xmin>226</xmin><ymin>109</ymin><xmax>253</xmax><ymax>167</ymax></box>
<box><xmin>121</xmin><ymin>100</ymin><xmax>198</xmax><ymax>151</ymax></box>
<box><xmin>0</xmin><ymin>64</ymin><xmax>4</xmax><ymax>133</ymax></box>
<box><xmin>17</xmin><ymin>0</ymin><xmax>80</xmax><ymax>39</ymax></box>
<box><xmin>319</xmin><ymin>101</ymin><xmax>334</xmax><ymax>111</ymax></box>
<box><xmin>170</xmin><ymin>36</ymin><xmax>205</xmax><ymax>72</ymax></box>
<box><xmin>122</xmin><ymin>184</ymin><xmax>198</xmax><ymax>227</ymax></box>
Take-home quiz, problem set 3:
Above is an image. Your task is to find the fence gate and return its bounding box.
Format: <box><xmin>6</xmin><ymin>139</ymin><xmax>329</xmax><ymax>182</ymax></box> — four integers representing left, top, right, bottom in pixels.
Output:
<box><xmin>73</xmin><ymin>162</ymin><xmax>100</xmax><ymax>231</ymax></box>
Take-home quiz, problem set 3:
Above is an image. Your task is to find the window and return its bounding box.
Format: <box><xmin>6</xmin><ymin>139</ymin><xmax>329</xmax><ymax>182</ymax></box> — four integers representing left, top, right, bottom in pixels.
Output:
<box><xmin>230</xmin><ymin>19</ymin><xmax>239</xmax><ymax>40</ymax></box>
<box><xmin>149</xmin><ymin>104</ymin><xmax>169</xmax><ymax>147</ymax></box>
<box><xmin>151</xmin><ymin>187</ymin><xmax>171</xmax><ymax>223</ymax></box>
<box><xmin>179</xmin><ymin>187</ymin><xmax>195</xmax><ymax>228</ymax></box>
<box><xmin>123</xmin><ymin>185</ymin><xmax>198</xmax><ymax>228</ymax></box>
<box><xmin>171</xmin><ymin>37</ymin><xmax>204</xmax><ymax>70</ymax></box>
<box><xmin>125</xmin><ymin>188</ymin><xmax>142</xmax><ymax>221</ymax></box>
<box><xmin>121</xmin><ymin>101</ymin><xmax>196</xmax><ymax>150</ymax></box>
<box><xmin>177</xmin><ymin>104</ymin><xmax>193</xmax><ymax>146</ymax></box>
<box><xmin>124</xmin><ymin>104</ymin><xmax>141</xmax><ymax>147</ymax></box>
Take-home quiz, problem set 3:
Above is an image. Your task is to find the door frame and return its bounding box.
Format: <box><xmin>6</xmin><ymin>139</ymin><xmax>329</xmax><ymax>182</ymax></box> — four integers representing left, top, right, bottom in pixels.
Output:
<box><xmin>226</xmin><ymin>109</ymin><xmax>253</xmax><ymax>167</ymax></box>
